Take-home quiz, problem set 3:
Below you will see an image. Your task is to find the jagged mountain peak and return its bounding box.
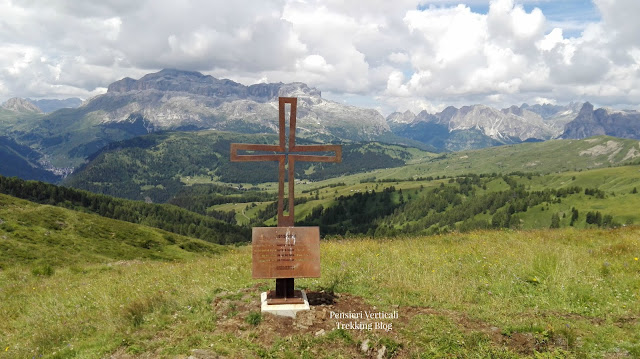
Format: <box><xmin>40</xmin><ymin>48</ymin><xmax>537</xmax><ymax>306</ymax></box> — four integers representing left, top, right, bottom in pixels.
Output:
<box><xmin>562</xmin><ymin>102</ymin><xmax>640</xmax><ymax>140</ymax></box>
<box><xmin>579</xmin><ymin>101</ymin><xmax>594</xmax><ymax>114</ymax></box>
<box><xmin>277</xmin><ymin>82</ymin><xmax>321</xmax><ymax>98</ymax></box>
<box><xmin>386</xmin><ymin>110</ymin><xmax>416</xmax><ymax>124</ymax></box>
<box><xmin>502</xmin><ymin>105</ymin><xmax>523</xmax><ymax>116</ymax></box>
<box><xmin>1</xmin><ymin>97</ymin><xmax>43</xmax><ymax>113</ymax></box>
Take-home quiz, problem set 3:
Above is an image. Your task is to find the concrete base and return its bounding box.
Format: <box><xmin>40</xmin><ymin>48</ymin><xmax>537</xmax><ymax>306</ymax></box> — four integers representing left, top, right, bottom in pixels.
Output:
<box><xmin>260</xmin><ymin>290</ymin><xmax>310</xmax><ymax>318</ymax></box>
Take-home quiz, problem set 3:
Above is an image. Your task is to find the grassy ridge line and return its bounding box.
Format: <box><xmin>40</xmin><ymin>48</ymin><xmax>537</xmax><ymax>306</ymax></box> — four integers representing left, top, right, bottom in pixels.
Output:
<box><xmin>1</xmin><ymin>227</ymin><xmax>638</xmax><ymax>357</ymax></box>
<box><xmin>0</xmin><ymin>175</ymin><xmax>250</xmax><ymax>244</ymax></box>
<box><xmin>0</xmin><ymin>193</ymin><xmax>226</xmax><ymax>269</ymax></box>
<box><xmin>211</xmin><ymin>165</ymin><xmax>640</xmax><ymax>233</ymax></box>
<box><xmin>283</xmin><ymin>136</ymin><xmax>640</xmax><ymax>189</ymax></box>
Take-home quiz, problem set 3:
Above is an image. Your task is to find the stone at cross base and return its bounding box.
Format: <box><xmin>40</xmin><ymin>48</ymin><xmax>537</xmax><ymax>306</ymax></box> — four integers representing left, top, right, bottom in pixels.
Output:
<box><xmin>230</xmin><ymin>97</ymin><xmax>341</xmax><ymax>317</ymax></box>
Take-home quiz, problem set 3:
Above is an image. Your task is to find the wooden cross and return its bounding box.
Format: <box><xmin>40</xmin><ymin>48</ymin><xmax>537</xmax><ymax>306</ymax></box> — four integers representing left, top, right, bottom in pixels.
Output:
<box><xmin>230</xmin><ymin>97</ymin><xmax>342</xmax><ymax>227</ymax></box>
<box><xmin>230</xmin><ymin>97</ymin><xmax>341</xmax><ymax>302</ymax></box>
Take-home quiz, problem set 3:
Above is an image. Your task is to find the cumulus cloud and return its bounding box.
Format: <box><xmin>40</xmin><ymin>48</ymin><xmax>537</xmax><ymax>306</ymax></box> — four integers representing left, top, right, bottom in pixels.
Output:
<box><xmin>0</xmin><ymin>0</ymin><xmax>639</xmax><ymax>113</ymax></box>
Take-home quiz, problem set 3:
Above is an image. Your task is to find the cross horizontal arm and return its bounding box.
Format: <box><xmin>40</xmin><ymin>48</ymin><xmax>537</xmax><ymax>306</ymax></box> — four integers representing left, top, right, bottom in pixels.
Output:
<box><xmin>231</xmin><ymin>143</ymin><xmax>341</xmax><ymax>163</ymax></box>
<box><xmin>291</xmin><ymin>154</ymin><xmax>340</xmax><ymax>163</ymax></box>
<box><xmin>230</xmin><ymin>143</ymin><xmax>283</xmax><ymax>162</ymax></box>
<box><xmin>289</xmin><ymin>144</ymin><xmax>341</xmax><ymax>163</ymax></box>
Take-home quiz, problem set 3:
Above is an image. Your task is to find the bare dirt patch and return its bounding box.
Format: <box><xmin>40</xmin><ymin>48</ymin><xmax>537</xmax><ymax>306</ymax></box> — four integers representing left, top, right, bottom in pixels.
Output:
<box><xmin>194</xmin><ymin>285</ymin><xmax>574</xmax><ymax>357</ymax></box>
<box><xmin>109</xmin><ymin>285</ymin><xmax>578</xmax><ymax>358</ymax></box>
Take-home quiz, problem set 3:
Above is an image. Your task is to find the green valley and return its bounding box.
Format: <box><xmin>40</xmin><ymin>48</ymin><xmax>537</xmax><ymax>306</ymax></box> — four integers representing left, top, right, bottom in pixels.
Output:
<box><xmin>63</xmin><ymin>130</ymin><xmax>428</xmax><ymax>202</ymax></box>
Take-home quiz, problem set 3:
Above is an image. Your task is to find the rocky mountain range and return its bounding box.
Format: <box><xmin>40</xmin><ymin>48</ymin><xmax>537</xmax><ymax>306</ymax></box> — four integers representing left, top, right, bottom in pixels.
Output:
<box><xmin>386</xmin><ymin>102</ymin><xmax>585</xmax><ymax>151</ymax></box>
<box><xmin>97</xmin><ymin>69</ymin><xmax>389</xmax><ymax>142</ymax></box>
<box><xmin>1</xmin><ymin>68</ymin><xmax>640</xmax><ymax>182</ymax></box>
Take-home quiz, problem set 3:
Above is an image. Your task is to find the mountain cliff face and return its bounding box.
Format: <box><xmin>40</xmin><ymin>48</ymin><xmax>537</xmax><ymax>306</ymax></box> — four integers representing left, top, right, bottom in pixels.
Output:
<box><xmin>562</xmin><ymin>102</ymin><xmax>640</xmax><ymax>140</ymax></box>
<box><xmin>92</xmin><ymin>69</ymin><xmax>389</xmax><ymax>141</ymax></box>
<box><xmin>388</xmin><ymin>103</ymin><xmax>582</xmax><ymax>151</ymax></box>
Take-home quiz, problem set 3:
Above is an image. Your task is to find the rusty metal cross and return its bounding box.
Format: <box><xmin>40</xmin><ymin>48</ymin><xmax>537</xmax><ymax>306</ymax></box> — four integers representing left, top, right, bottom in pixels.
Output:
<box><xmin>230</xmin><ymin>97</ymin><xmax>342</xmax><ymax>227</ymax></box>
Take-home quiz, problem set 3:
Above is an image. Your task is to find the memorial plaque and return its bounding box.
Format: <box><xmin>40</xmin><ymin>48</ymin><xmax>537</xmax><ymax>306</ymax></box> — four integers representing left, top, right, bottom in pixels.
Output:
<box><xmin>252</xmin><ymin>227</ymin><xmax>320</xmax><ymax>279</ymax></box>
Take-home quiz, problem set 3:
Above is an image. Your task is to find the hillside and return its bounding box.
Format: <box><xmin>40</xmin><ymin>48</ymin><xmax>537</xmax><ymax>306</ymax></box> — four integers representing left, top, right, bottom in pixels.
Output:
<box><xmin>0</xmin><ymin>193</ymin><xmax>225</xmax><ymax>269</ymax></box>
<box><xmin>64</xmin><ymin>134</ymin><xmax>640</xmax><ymax>206</ymax></box>
<box><xmin>345</xmin><ymin>135</ymin><xmax>640</xmax><ymax>182</ymax></box>
<box><xmin>1</xmin><ymin>227</ymin><xmax>638</xmax><ymax>357</ymax></box>
<box><xmin>209</xmin><ymin>160</ymin><xmax>640</xmax><ymax>235</ymax></box>
<box><xmin>0</xmin><ymin>175</ymin><xmax>250</xmax><ymax>244</ymax></box>
<box><xmin>63</xmin><ymin>130</ymin><xmax>432</xmax><ymax>202</ymax></box>
<box><xmin>61</xmin><ymin>134</ymin><xmax>640</xmax><ymax>234</ymax></box>
<box><xmin>0</xmin><ymin>136</ymin><xmax>60</xmax><ymax>182</ymax></box>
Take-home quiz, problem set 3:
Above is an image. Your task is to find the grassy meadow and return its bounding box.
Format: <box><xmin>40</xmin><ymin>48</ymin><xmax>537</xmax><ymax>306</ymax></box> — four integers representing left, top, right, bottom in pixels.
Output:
<box><xmin>2</xmin><ymin>135</ymin><xmax>640</xmax><ymax>357</ymax></box>
<box><xmin>1</xmin><ymin>224</ymin><xmax>639</xmax><ymax>358</ymax></box>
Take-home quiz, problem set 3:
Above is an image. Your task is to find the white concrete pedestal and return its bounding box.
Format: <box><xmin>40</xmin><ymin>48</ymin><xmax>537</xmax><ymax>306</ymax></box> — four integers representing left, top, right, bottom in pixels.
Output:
<box><xmin>260</xmin><ymin>290</ymin><xmax>310</xmax><ymax>318</ymax></box>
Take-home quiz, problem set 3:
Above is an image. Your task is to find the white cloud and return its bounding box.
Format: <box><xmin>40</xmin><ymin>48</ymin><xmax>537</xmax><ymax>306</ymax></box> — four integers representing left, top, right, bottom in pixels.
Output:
<box><xmin>0</xmin><ymin>0</ymin><xmax>639</xmax><ymax>112</ymax></box>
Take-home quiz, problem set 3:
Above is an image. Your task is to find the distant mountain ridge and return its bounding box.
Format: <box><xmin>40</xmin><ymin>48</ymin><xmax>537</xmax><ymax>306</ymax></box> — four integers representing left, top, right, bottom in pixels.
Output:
<box><xmin>387</xmin><ymin>102</ymin><xmax>584</xmax><ymax>151</ymax></box>
<box><xmin>27</xmin><ymin>98</ymin><xmax>83</xmax><ymax>113</ymax></box>
<box><xmin>1</xmin><ymin>97</ymin><xmax>83</xmax><ymax>113</ymax></box>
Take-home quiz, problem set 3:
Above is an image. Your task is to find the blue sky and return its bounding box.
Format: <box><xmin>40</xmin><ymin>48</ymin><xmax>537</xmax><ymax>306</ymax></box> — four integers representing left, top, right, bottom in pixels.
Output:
<box><xmin>1</xmin><ymin>0</ymin><xmax>639</xmax><ymax>114</ymax></box>
<box><xmin>419</xmin><ymin>0</ymin><xmax>600</xmax><ymax>37</ymax></box>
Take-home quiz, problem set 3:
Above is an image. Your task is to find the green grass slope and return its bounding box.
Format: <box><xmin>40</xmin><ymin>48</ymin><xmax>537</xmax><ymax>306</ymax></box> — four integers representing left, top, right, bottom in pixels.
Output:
<box><xmin>357</xmin><ymin>136</ymin><xmax>640</xmax><ymax>183</ymax></box>
<box><xmin>0</xmin><ymin>175</ymin><xmax>250</xmax><ymax>244</ymax></box>
<box><xmin>0</xmin><ymin>193</ymin><xmax>226</xmax><ymax>269</ymax></box>
<box><xmin>1</xmin><ymin>227</ymin><xmax>638</xmax><ymax>357</ymax></box>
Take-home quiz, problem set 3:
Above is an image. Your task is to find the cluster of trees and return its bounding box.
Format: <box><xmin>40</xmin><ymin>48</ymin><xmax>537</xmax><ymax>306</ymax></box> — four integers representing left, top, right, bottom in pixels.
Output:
<box><xmin>585</xmin><ymin>211</ymin><xmax>617</xmax><ymax>227</ymax></box>
<box><xmin>0</xmin><ymin>175</ymin><xmax>249</xmax><ymax>244</ymax></box>
<box><xmin>249</xmin><ymin>197</ymin><xmax>310</xmax><ymax>226</ymax></box>
<box><xmin>584</xmin><ymin>188</ymin><xmax>606</xmax><ymax>199</ymax></box>
<box><xmin>168</xmin><ymin>184</ymin><xmax>275</xmax><ymax>215</ymax></box>
<box><xmin>300</xmin><ymin>186</ymin><xmax>400</xmax><ymax>235</ymax></box>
